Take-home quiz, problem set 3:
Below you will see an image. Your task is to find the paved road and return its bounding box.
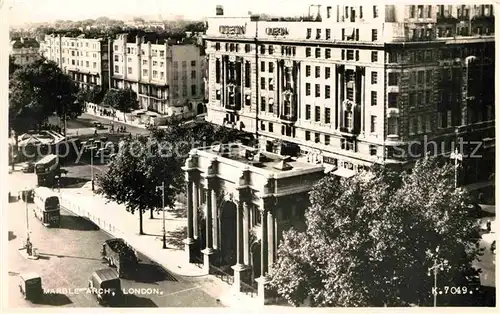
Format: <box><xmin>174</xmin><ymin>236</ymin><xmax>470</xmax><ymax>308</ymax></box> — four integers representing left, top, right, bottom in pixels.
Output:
<box><xmin>7</xmin><ymin>198</ymin><xmax>222</xmax><ymax>308</ymax></box>
<box><xmin>67</xmin><ymin>113</ymin><xmax>149</xmax><ymax>136</ymax></box>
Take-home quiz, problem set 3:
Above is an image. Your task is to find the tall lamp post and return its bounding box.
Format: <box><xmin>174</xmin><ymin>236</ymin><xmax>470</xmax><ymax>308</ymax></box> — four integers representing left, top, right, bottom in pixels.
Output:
<box><xmin>428</xmin><ymin>246</ymin><xmax>449</xmax><ymax>307</ymax></box>
<box><xmin>90</xmin><ymin>146</ymin><xmax>98</xmax><ymax>192</ymax></box>
<box><xmin>450</xmin><ymin>129</ymin><xmax>463</xmax><ymax>189</ymax></box>
<box><xmin>156</xmin><ymin>182</ymin><xmax>167</xmax><ymax>249</ymax></box>
<box><xmin>21</xmin><ymin>189</ymin><xmax>33</xmax><ymax>256</ymax></box>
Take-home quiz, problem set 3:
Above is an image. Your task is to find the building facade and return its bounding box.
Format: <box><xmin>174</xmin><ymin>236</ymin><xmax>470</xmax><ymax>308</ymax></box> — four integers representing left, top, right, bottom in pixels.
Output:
<box><xmin>182</xmin><ymin>143</ymin><xmax>325</xmax><ymax>302</ymax></box>
<box><xmin>40</xmin><ymin>34</ymin><xmax>110</xmax><ymax>92</ymax></box>
<box><xmin>9</xmin><ymin>38</ymin><xmax>41</xmax><ymax>66</ymax></box>
<box><xmin>111</xmin><ymin>34</ymin><xmax>207</xmax><ymax>116</ymax></box>
<box><xmin>203</xmin><ymin>3</ymin><xmax>495</xmax><ymax>181</ymax></box>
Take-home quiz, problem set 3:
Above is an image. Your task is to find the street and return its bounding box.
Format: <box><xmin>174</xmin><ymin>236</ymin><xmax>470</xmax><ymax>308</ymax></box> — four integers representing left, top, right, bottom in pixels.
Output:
<box><xmin>66</xmin><ymin>113</ymin><xmax>149</xmax><ymax>136</ymax></box>
<box><xmin>7</xmin><ymin>196</ymin><xmax>222</xmax><ymax>307</ymax></box>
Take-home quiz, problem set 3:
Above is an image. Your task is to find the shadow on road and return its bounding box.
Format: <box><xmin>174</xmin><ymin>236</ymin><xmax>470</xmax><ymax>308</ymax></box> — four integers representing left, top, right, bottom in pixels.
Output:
<box><xmin>9</xmin><ymin>231</ymin><xmax>17</xmax><ymax>241</ymax></box>
<box><xmin>59</xmin><ymin>215</ymin><xmax>100</xmax><ymax>231</ymax></box>
<box><xmin>33</xmin><ymin>293</ymin><xmax>73</xmax><ymax>306</ymax></box>
<box><xmin>114</xmin><ymin>294</ymin><xmax>157</xmax><ymax>307</ymax></box>
<box><xmin>38</xmin><ymin>252</ymin><xmax>103</xmax><ymax>262</ymax></box>
<box><xmin>59</xmin><ymin>177</ymin><xmax>90</xmax><ymax>189</ymax></box>
<box><xmin>166</xmin><ymin>226</ymin><xmax>187</xmax><ymax>250</ymax></box>
<box><xmin>128</xmin><ymin>262</ymin><xmax>178</xmax><ymax>283</ymax></box>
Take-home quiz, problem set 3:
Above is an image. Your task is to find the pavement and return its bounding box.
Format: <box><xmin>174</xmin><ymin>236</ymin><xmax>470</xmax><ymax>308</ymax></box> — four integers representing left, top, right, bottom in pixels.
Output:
<box><xmin>57</xmin><ymin>185</ymin><xmax>262</xmax><ymax>308</ymax></box>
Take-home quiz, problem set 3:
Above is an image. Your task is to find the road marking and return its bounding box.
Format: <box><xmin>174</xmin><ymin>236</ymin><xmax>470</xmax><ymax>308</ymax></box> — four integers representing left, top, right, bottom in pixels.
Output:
<box><xmin>159</xmin><ymin>285</ymin><xmax>203</xmax><ymax>297</ymax></box>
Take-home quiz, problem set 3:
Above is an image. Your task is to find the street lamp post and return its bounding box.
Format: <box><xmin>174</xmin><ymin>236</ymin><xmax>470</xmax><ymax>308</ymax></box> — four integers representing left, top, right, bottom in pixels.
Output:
<box><xmin>450</xmin><ymin>148</ymin><xmax>463</xmax><ymax>189</ymax></box>
<box><xmin>428</xmin><ymin>246</ymin><xmax>448</xmax><ymax>307</ymax></box>
<box><xmin>450</xmin><ymin>128</ymin><xmax>463</xmax><ymax>189</ymax></box>
<box><xmin>90</xmin><ymin>146</ymin><xmax>97</xmax><ymax>192</ymax></box>
<box><xmin>156</xmin><ymin>182</ymin><xmax>167</xmax><ymax>249</ymax></box>
<box><xmin>21</xmin><ymin>189</ymin><xmax>32</xmax><ymax>256</ymax></box>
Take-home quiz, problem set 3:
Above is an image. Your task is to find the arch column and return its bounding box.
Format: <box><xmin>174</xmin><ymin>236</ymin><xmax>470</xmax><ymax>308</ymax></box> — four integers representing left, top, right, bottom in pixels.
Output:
<box><xmin>231</xmin><ymin>199</ymin><xmax>251</xmax><ymax>292</ymax></box>
<box><xmin>255</xmin><ymin>206</ymin><xmax>269</xmax><ymax>304</ymax></box>
<box><xmin>201</xmin><ymin>178</ymin><xmax>216</xmax><ymax>274</ymax></box>
<box><xmin>193</xmin><ymin>180</ymin><xmax>199</xmax><ymax>239</ymax></box>
<box><xmin>183</xmin><ymin>172</ymin><xmax>196</xmax><ymax>263</ymax></box>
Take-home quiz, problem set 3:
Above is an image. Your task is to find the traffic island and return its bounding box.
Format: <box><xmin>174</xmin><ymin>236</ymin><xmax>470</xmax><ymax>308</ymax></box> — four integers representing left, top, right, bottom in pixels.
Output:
<box><xmin>18</xmin><ymin>248</ymin><xmax>39</xmax><ymax>260</ymax></box>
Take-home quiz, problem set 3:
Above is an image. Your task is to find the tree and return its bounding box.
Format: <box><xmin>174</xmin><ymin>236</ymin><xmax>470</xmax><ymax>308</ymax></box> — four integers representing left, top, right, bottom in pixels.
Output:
<box><xmin>102</xmin><ymin>88</ymin><xmax>139</xmax><ymax>122</ymax></box>
<box><xmin>269</xmin><ymin>158</ymin><xmax>482</xmax><ymax>307</ymax></box>
<box><xmin>96</xmin><ymin>135</ymin><xmax>183</xmax><ymax>235</ymax></box>
<box><xmin>145</xmin><ymin>120</ymin><xmax>247</xmax><ymax>218</ymax></box>
<box><xmin>9</xmin><ymin>56</ymin><xmax>19</xmax><ymax>77</ymax></box>
<box><xmin>9</xmin><ymin>58</ymin><xmax>82</xmax><ymax>136</ymax></box>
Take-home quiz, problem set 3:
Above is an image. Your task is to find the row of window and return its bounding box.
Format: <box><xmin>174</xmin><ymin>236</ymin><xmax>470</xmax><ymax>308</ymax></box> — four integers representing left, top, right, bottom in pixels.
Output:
<box><xmin>115</xmin><ymin>46</ymin><xmax>167</xmax><ymax>57</ymax></box>
<box><xmin>64</xmin><ymin>58</ymin><xmax>97</xmax><ymax>68</ymax></box>
<box><xmin>305</xmin><ymin>105</ymin><xmax>332</xmax><ymax>123</ymax></box>
<box><xmin>63</xmin><ymin>41</ymin><xmax>99</xmax><ymax>50</ymax></box>
<box><xmin>63</xmin><ymin>50</ymin><xmax>99</xmax><ymax>59</ymax></box>
<box><xmin>114</xmin><ymin>56</ymin><xmax>197</xmax><ymax>68</ymax></box>
<box><xmin>215</xmin><ymin>42</ymin><xmax>298</xmax><ymax>57</ymax></box>
<box><xmin>409</xmin><ymin>115</ymin><xmax>433</xmax><ymax>135</ymax></box>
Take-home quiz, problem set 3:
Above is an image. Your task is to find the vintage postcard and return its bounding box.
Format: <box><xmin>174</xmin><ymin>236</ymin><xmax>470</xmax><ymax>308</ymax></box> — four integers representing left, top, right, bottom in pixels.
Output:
<box><xmin>2</xmin><ymin>0</ymin><xmax>496</xmax><ymax>310</ymax></box>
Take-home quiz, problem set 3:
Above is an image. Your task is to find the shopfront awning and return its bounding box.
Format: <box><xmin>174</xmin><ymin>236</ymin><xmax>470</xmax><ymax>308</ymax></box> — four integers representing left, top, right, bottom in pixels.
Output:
<box><xmin>332</xmin><ymin>167</ymin><xmax>356</xmax><ymax>178</ymax></box>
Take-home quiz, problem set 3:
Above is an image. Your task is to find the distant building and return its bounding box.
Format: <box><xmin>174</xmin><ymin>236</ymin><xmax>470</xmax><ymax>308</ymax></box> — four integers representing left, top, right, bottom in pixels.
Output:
<box><xmin>9</xmin><ymin>38</ymin><xmax>41</xmax><ymax>66</ymax></box>
<box><xmin>111</xmin><ymin>34</ymin><xmax>206</xmax><ymax>116</ymax></box>
<box><xmin>40</xmin><ymin>34</ymin><xmax>110</xmax><ymax>92</ymax></box>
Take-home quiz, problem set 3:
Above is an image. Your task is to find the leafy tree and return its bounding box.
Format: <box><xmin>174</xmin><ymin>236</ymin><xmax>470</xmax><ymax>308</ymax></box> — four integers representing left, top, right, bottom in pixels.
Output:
<box><xmin>9</xmin><ymin>56</ymin><xmax>19</xmax><ymax>77</ymax></box>
<box><xmin>96</xmin><ymin>135</ymin><xmax>183</xmax><ymax>235</ymax></box>
<box><xmin>102</xmin><ymin>88</ymin><xmax>139</xmax><ymax>122</ymax></box>
<box><xmin>269</xmin><ymin>158</ymin><xmax>482</xmax><ymax>307</ymax></box>
<box><xmin>9</xmin><ymin>58</ymin><xmax>82</xmax><ymax>136</ymax></box>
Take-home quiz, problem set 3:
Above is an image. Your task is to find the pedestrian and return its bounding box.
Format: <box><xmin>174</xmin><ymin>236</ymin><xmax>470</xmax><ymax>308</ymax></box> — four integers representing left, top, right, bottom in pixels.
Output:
<box><xmin>486</xmin><ymin>220</ymin><xmax>491</xmax><ymax>233</ymax></box>
<box><xmin>94</xmin><ymin>129</ymin><xmax>98</xmax><ymax>136</ymax></box>
<box><xmin>101</xmin><ymin>243</ymin><xmax>107</xmax><ymax>257</ymax></box>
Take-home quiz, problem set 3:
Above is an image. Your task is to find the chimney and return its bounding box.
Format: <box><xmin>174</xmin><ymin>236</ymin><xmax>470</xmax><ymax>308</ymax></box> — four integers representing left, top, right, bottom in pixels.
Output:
<box><xmin>216</xmin><ymin>5</ymin><xmax>224</xmax><ymax>16</ymax></box>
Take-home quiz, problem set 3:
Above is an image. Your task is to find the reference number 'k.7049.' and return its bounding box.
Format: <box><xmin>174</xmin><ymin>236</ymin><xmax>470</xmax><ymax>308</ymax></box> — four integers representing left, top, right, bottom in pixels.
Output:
<box><xmin>432</xmin><ymin>286</ymin><xmax>479</xmax><ymax>295</ymax></box>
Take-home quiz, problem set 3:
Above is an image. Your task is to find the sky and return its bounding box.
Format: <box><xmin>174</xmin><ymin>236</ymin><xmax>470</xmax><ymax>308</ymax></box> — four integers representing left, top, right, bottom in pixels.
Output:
<box><xmin>6</xmin><ymin>0</ymin><xmax>472</xmax><ymax>26</ymax></box>
<box><xmin>7</xmin><ymin>0</ymin><xmax>312</xmax><ymax>26</ymax></box>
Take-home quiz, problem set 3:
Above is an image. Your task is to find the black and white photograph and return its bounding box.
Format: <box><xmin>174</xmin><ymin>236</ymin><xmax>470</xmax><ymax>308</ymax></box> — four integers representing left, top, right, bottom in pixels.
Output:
<box><xmin>2</xmin><ymin>0</ymin><xmax>496</xmax><ymax>309</ymax></box>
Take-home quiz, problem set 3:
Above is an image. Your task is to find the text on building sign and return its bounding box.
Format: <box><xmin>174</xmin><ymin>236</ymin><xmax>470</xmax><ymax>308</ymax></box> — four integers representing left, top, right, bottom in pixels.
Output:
<box><xmin>265</xmin><ymin>27</ymin><xmax>289</xmax><ymax>36</ymax></box>
<box><xmin>219</xmin><ymin>26</ymin><xmax>246</xmax><ymax>35</ymax></box>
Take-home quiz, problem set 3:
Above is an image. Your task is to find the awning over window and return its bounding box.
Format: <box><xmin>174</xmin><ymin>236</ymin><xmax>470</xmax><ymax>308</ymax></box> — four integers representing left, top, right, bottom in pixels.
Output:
<box><xmin>332</xmin><ymin>167</ymin><xmax>355</xmax><ymax>178</ymax></box>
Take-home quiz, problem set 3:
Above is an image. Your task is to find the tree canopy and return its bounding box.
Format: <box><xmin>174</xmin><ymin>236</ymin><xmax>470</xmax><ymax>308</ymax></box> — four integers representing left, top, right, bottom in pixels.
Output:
<box><xmin>269</xmin><ymin>157</ymin><xmax>482</xmax><ymax>307</ymax></box>
<box><xmin>102</xmin><ymin>88</ymin><xmax>139</xmax><ymax>113</ymax></box>
<box><xmin>97</xmin><ymin>120</ymin><xmax>251</xmax><ymax>233</ymax></box>
<box><xmin>96</xmin><ymin>135</ymin><xmax>183</xmax><ymax>234</ymax></box>
<box><xmin>9</xmin><ymin>58</ymin><xmax>82</xmax><ymax>134</ymax></box>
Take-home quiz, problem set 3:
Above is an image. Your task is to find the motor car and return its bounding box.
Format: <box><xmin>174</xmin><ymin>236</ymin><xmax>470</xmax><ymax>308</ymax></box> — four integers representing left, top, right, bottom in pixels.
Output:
<box><xmin>88</xmin><ymin>268</ymin><xmax>122</xmax><ymax>306</ymax></box>
<box><xmin>93</xmin><ymin>122</ymin><xmax>105</xmax><ymax>129</ymax></box>
<box><xmin>102</xmin><ymin>238</ymin><xmax>138</xmax><ymax>278</ymax></box>
<box><xmin>22</xmin><ymin>161</ymin><xmax>35</xmax><ymax>173</ymax></box>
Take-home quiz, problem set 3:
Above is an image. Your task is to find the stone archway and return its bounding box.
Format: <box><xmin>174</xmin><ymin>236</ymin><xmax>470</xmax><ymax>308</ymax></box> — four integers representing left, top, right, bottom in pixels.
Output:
<box><xmin>250</xmin><ymin>240</ymin><xmax>261</xmax><ymax>282</ymax></box>
<box><xmin>197</xmin><ymin>103</ymin><xmax>206</xmax><ymax>115</ymax></box>
<box><xmin>219</xmin><ymin>201</ymin><xmax>237</xmax><ymax>267</ymax></box>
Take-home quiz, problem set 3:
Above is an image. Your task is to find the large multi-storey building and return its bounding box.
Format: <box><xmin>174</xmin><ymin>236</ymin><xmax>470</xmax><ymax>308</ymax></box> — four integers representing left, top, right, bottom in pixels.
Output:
<box><xmin>203</xmin><ymin>3</ymin><xmax>495</xmax><ymax>181</ymax></box>
<box><xmin>40</xmin><ymin>34</ymin><xmax>110</xmax><ymax>91</ymax></box>
<box><xmin>111</xmin><ymin>34</ymin><xmax>206</xmax><ymax>115</ymax></box>
<box><xmin>9</xmin><ymin>38</ymin><xmax>41</xmax><ymax>66</ymax></box>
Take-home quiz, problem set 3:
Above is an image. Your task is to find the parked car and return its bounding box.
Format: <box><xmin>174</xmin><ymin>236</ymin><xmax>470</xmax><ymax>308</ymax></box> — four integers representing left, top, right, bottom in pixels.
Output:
<box><xmin>93</xmin><ymin>122</ymin><xmax>105</xmax><ymax>129</ymax></box>
<box><xmin>22</xmin><ymin>161</ymin><xmax>35</xmax><ymax>173</ymax></box>
<box><xmin>102</xmin><ymin>238</ymin><xmax>138</xmax><ymax>278</ymax></box>
<box><xmin>88</xmin><ymin>268</ymin><xmax>122</xmax><ymax>306</ymax></box>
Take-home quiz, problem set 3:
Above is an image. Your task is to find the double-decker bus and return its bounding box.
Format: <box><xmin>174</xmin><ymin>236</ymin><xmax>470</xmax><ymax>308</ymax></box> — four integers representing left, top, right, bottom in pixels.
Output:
<box><xmin>33</xmin><ymin>187</ymin><xmax>60</xmax><ymax>227</ymax></box>
<box><xmin>34</xmin><ymin>154</ymin><xmax>60</xmax><ymax>187</ymax></box>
